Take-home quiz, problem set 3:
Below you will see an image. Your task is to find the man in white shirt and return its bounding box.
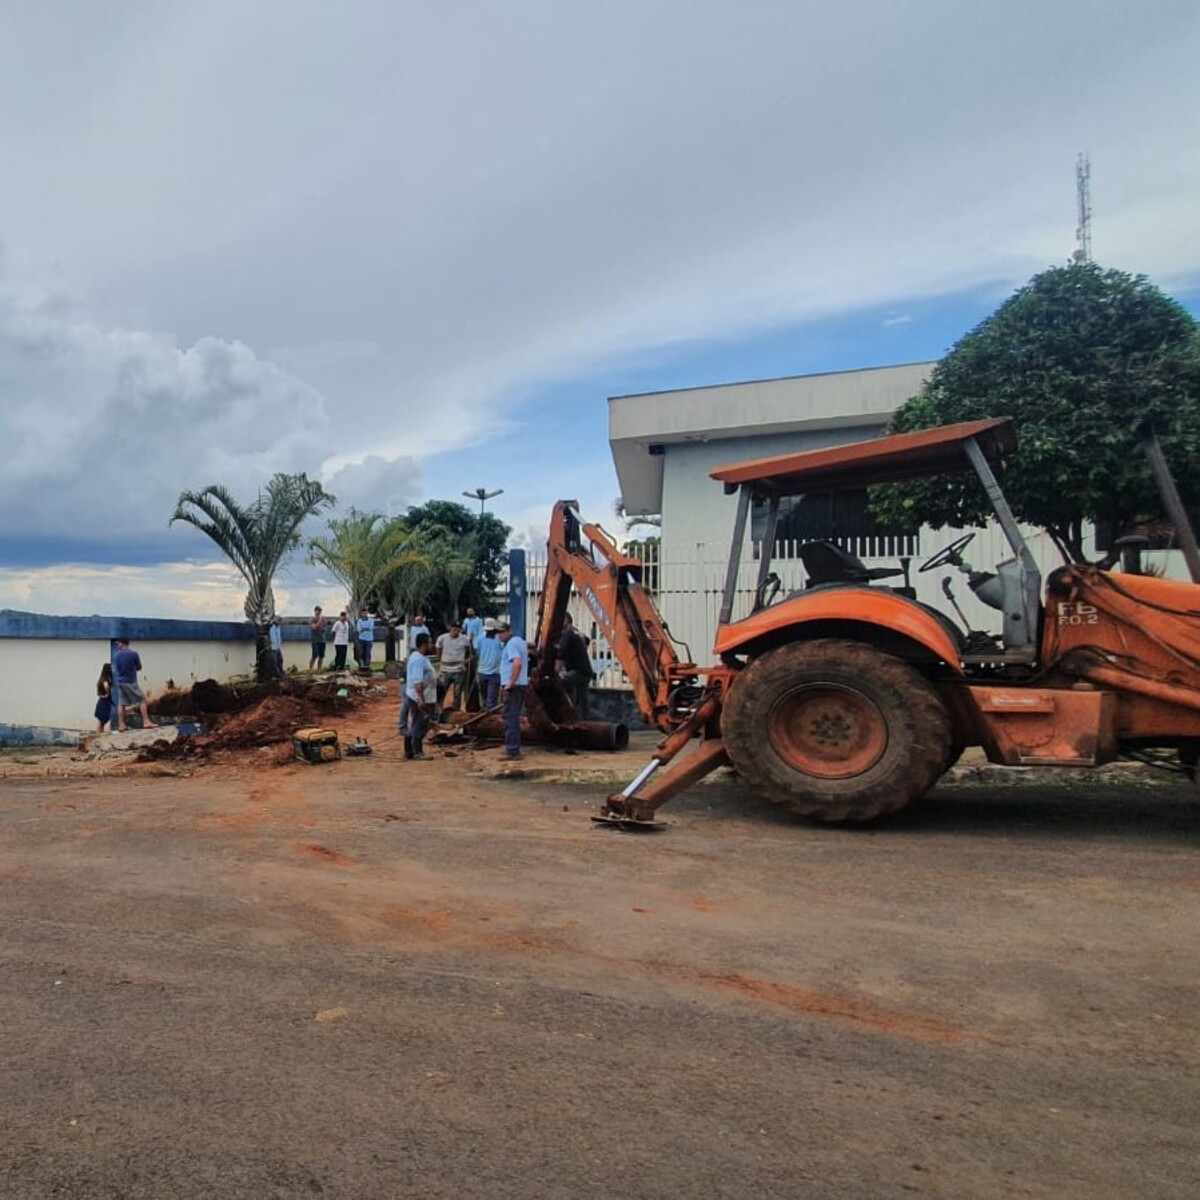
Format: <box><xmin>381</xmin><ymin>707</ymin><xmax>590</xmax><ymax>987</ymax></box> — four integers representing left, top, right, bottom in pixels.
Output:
<box><xmin>435</xmin><ymin>621</ymin><xmax>471</xmax><ymax>714</ymax></box>
<box><xmin>497</xmin><ymin>620</ymin><xmax>528</xmax><ymax>760</ymax></box>
<box><xmin>331</xmin><ymin>611</ymin><xmax>351</xmax><ymax>671</ymax></box>
<box><xmin>402</xmin><ymin>633</ymin><xmax>437</xmax><ymax>760</ymax></box>
<box><xmin>409</xmin><ymin>612</ymin><xmax>430</xmax><ymax>650</ymax></box>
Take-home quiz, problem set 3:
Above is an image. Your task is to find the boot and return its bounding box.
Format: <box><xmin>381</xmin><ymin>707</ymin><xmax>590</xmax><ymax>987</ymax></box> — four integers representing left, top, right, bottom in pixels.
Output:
<box><xmin>403</xmin><ymin>735</ymin><xmax>414</xmax><ymax>760</ymax></box>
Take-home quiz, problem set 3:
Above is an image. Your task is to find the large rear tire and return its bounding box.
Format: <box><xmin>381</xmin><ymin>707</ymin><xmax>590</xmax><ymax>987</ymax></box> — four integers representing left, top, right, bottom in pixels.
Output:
<box><xmin>722</xmin><ymin>639</ymin><xmax>951</xmax><ymax>823</ymax></box>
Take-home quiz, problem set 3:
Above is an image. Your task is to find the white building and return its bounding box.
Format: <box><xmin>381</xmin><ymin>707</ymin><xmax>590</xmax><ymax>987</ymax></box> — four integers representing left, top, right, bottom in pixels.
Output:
<box><xmin>606</xmin><ymin>363</ymin><xmax>1068</xmax><ymax>662</ymax></box>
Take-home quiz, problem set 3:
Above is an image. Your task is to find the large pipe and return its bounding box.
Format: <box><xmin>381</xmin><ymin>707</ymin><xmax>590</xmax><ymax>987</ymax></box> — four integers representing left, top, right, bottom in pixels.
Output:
<box><xmin>445</xmin><ymin>712</ymin><xmax>630</xmax><ymax>751</ymax></box>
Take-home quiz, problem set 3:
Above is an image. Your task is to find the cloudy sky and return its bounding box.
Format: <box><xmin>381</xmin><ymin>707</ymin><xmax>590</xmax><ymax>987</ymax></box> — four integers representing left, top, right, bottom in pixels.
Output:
<box><xmin>2</xmin><ymin>1</ymin><xmax>1198</xmax><ymax>617</ymax></box>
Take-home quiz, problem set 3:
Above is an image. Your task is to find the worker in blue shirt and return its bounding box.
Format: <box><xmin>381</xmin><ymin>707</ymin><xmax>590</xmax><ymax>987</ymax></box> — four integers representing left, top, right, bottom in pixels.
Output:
<box><xmin>474</xmin><ymin>617</ymin><xmax>504</xmax><ymax>709</ymax></box>
<box><xmin>497</xmin><ymin>620</ymin><xmax>528</xmax><ymax>760</ymax></box>
<box><xmin>356</xmin><ymin>608</ymin><xmax>375</xmax><ymax>668</ymax></box>
<box><xmin>462</xmin><ymin>607</ymin><xmax>484</xmax><ymax>647</ymax></box>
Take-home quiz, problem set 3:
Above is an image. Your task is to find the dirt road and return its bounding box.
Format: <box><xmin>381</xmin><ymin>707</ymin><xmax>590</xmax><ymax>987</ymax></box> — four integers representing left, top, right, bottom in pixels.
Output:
<box><xmin>1</xmin><ymin>707</ymin><xmax>1197</xmax><ymax>1198</ymax></box>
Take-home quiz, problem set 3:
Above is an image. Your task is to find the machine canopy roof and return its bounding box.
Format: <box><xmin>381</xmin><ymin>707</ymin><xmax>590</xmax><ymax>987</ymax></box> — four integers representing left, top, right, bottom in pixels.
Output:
<box><xmin>709</xmin><ymin>417</ymin><xmax>1015</xmax><ymax>495</ymax></box>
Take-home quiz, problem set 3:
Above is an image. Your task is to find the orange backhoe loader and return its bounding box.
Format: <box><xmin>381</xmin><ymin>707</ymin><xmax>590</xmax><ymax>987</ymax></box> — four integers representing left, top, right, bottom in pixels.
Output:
<box><xmin>531</xmin><ymin>417</ymin><xmax>1200</xmax><ymax>824</ymax></box>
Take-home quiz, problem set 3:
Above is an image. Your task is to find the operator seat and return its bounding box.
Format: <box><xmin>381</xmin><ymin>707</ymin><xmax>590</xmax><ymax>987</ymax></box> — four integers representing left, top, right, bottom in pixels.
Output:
<box><xmin>798</xmin><ymin>540</ymin><xmax>903</xmax><ymax>588</ymax></box>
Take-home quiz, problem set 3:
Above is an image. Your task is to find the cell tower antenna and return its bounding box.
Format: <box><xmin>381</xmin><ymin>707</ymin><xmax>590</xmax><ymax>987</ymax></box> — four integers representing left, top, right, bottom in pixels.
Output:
<box><xmin>1073</xmin><ymin>152</ymin><xmax>1092</xmax><ymax>264</ymax></box>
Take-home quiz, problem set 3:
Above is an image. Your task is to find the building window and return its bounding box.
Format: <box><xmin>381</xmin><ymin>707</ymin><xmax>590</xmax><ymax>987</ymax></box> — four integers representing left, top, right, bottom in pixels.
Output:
<box><xmin>752</xmin><ymin>489</ymin><xmax>919</xmax><ymax>560</ymax></box>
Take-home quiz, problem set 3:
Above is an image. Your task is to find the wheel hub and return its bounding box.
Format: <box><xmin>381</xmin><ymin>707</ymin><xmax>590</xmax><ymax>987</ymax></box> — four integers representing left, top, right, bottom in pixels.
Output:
<box><xmin>769</xmin><ymin>684</ymin><xmax>888</xmax><ymax>779</ymax></box>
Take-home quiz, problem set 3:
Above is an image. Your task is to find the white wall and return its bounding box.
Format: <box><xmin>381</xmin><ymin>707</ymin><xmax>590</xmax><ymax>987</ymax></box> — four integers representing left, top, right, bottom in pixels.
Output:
<box><xmin>658</xmin><ymin>426</ymin><xmax>886</xmax><ymax>559</ymax></box>
<box><xmin>0</xmin><ymin>639</ymin><xmax>263</xmax><ymax>730</ymax></box>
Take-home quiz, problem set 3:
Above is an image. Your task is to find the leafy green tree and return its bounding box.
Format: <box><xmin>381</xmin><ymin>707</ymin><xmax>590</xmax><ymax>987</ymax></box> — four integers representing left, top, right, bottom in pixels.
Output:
<box><xmin>172</xmin><ymin>473</ymin><xmax>335</xmax><ymax>681</ymax></box>
<box><xmin>403</xmin><ymin>500</ymin><xmax>510</xmax><ymax>625</ymax></box>
<box><xmin>871</xmin><ymin>263</ymin><xmax>1200</xmax><ymax>562</ymax></box>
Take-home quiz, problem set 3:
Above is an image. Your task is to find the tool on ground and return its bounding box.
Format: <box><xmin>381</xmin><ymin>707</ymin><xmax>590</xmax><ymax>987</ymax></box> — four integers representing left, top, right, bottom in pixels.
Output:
<box><xmin>429</xmin><ymin>704</ymin><xmax>503</xmax><ymax>744</ymax></box>
<box><xmin>346</xmin><ymin>736</ymin><xmax>372</xmax><ymax>757</ymax></box>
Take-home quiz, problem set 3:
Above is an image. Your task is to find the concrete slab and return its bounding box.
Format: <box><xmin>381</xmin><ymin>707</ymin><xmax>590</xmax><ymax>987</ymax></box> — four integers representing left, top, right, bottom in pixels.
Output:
<box><xmin>84</xmin><ymin>725</ymin><xmax>181</xmax><ymax>756</ymax></box>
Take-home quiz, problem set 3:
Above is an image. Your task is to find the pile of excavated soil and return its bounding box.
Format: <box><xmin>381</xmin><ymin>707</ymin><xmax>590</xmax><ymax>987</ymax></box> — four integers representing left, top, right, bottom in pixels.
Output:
<box><xmin>139</xmin><ymin>681</ymin><xmax>373</xmax><ymax>762</ymax></box>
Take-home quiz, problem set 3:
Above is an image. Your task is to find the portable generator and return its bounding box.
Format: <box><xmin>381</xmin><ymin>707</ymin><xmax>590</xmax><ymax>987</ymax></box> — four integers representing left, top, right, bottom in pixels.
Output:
<box><xmin>291</xmin><ymin>727</ymin><xmax>341</xmax><ymax>764</ymax></box>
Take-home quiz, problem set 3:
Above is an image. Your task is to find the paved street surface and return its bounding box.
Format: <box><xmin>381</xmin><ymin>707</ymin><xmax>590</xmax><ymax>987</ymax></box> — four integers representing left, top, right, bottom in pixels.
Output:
<box><xmin>1</xmin><ymin>737</ymin><xmax>1197</xmax><ymax>1198</ymax></box>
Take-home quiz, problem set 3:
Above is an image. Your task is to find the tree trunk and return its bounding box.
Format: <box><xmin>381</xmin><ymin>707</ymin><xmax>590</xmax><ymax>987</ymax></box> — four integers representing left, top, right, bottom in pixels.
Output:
<box><xmin>384</xmin><ymin>618</ymin><xmax>397</xmax><ymax>663</ymax></box>
<box><xmin>254</xmin><ymin>625</ymin><xmax>278</xmax><ymax>683</ymax></box>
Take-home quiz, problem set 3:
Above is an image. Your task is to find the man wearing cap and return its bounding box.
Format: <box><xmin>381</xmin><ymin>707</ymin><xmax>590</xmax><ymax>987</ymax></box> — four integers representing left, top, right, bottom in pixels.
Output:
<box><xmin>497</xmin><ymin>620</ymin><xmax>528</xmax><ymax>760</ymax></box>
<box><xmin>475</xmin><ymin>617</ymin><xmax>503</xmax><ymax>709</ymax></box>
<box><xmin>308</xmin><ymin>606</ymin><xmax>327</xmax><ymax>672</ymax></box>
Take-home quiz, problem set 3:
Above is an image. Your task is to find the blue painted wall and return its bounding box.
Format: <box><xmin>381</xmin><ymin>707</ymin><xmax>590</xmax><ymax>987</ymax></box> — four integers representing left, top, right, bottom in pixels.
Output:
<box><xmin>0</xmin><ymin>614</ymin><xmax>318</xmax><ymax>641</ymax></box>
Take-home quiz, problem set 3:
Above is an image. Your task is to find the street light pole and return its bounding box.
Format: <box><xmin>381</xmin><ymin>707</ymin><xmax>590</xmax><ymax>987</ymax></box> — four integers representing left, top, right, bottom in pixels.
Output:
<box><xmin>463</xmin><ymin>486</ymin><xmax>504</xmax><ymax>517</ymax></box>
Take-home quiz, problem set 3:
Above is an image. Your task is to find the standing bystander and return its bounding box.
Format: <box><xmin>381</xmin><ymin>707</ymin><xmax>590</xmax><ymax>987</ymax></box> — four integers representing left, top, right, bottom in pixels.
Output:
<box><xmin>474</xmin><ymin>618</ymin><xmax>503</xmax><ymax>709</ymax></box>
<box><xmin>435</xmin><ymin>621</ymin><xmax>471</xmax><ymax>714</ymax></box>
<box><xmin>556</xmin><ymin>612</ymin><xmax>594</xmax><ymax>719</ymax></box>
<box><xmin>94</xmin><ymin>663</ymin><xmax>114</xmax><ymax>732</ymax></box>
<box><xmin>497</xmin><ymin>620</ymin><xmax>528</xmax><ymax>760</ymax></box>
<box><xmin>308</xmin><ymin>606</ymin><xmax>327</xmax><ymax>672</ymax></box>
<box><xmin>269</xmin><ymin>617</ymin><xmax>285</xmax><ymax>676</ymax></box>
<box><xmin>409</xmin><ymin>612</ymin><xmax>430</xmax><ymax>650</ymax></box>
<box><xmin>331</xmin><ymin>610</ymin><xmax>351</xmax><ymax>670</ymax></box>
<box><xmin>357</xmin><ymin>608</ymin><xmax>375</xmax><ymax>669</ymax></box>
<box><xmin>113</xmin><ymin>638</ymin><xmax>153</xmax><ymax>732</ymax></box>
<box><xmin>462</xmin><ymin>606</ymin><xmax>484</xmax><ymax>648</ymax></box>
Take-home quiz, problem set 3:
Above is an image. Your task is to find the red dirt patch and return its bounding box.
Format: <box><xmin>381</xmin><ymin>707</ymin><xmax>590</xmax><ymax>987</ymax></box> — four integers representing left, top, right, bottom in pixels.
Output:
<box><xmin>294</xmin><ymin>842</ymin><xmax>358</xmax><ymax>868</ymax></box>
<box><xmin>705</xmin><ymin>972</ymin><xmax>991</xmax><ymax>1045</ymax></box>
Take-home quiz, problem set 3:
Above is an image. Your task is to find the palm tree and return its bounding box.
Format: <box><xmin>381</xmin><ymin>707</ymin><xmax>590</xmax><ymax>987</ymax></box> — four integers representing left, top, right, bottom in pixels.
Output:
<box><xmin>172</xmin><ymin>473</ymin><xmax>335</xmax><ymax>681</ymax></box>
<box><xmin>309</xmin><ymin>511</ymin><xmax>429</xmax><ymax>663</ymax></box>
<box><xmin>439</xmin><ymin>533</ymin><xmax>477</xmax><ymax>624</ymax></box>
<box><xmin>378</xmin><ymin>549</ymin><xmax>437</xmax><ymax>657</ymax></box>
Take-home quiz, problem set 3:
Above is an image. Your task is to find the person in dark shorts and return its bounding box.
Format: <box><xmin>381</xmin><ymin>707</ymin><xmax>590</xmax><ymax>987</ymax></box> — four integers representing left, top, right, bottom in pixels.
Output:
<box><xmin>309</xmin><ymin>606</ymin><xmax>327</xmax><ymax>671</ymax></box>
<box><xmin>113</xmin><ymin>638</ymin><xmax>153</xmax><ymax>731</ymax></box>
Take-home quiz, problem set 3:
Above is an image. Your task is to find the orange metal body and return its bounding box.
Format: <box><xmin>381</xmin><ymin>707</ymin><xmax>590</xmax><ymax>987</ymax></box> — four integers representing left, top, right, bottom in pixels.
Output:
<box><xmin>538</xmin><ymin>412</ymin><xmax>1200</xmax><ymax>820</ymax></box>
<box><xmin>1040</xmin><ymin>566</ymin><xmax>1200</xmax><ymax>740</ymax></box>
<box><xmin>714</xmin><ymin>588</ymin><xmax>964</xmax><ymax>669</ymax></box>
<box><xmin>532</xmin><ymin>503</ymin><xmax>731</xmax><ymax>735</ymax></box>
<box><xmin>957</xmin><ymin>686</ymin><xmax>1118</xmax><ymax>766</ymax></box>
<box><xmin>709</xmin><ymin>417</ymin><xmax>1015</xmax><ymax>493</ymax></box>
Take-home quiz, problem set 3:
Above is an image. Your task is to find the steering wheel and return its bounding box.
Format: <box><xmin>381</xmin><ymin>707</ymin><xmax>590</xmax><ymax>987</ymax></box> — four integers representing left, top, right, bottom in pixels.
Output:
<box><xmin>919</xmin><ymin>532</ymin><xmax>976</xmax><ymax>574</ymax></box>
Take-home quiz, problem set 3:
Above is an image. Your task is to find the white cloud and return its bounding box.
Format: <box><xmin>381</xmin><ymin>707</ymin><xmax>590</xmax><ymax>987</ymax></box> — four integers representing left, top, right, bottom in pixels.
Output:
<box><xmin>0</xmin><ymin>0</ymin><xmax>1197</xmax><ymax>600</ymax></box>
<box><xmin>324</xmin><ymin>454</ymin><xmax>423</xmax><ymax>517</ymax></box>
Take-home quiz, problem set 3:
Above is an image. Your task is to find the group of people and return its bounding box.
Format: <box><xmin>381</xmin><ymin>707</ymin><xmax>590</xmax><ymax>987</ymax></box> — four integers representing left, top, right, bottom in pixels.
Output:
<box><xmin>301</xmin><ymin>607</ymin><xmax>377</xmax><ymax>673</ymax></box>
<box><xmin>94</xmin><ymin>606</ymin><xmax>594</xmax><ymax>765</ymax></box>
<box><xmin>94</xmin><ymin>638</ymin><xmax>152</xmax><ymax>733</ymax></box>
<box><xmin>397</xmin><ymin>608</ymin><xmax>596</xmax><ymax>761</ymax></box>
<box><xmin>399</xmin><ymin>609</ymin><xmax>530</xmax><ymax>760</ymax></box>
